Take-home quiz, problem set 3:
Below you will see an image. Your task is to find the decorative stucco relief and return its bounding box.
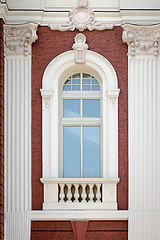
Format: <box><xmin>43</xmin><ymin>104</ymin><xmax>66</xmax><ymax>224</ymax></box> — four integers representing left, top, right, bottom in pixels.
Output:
<box><xmin>50</xmin><ymin>0</ymin><xmax>113</xmax><ymax>32</ymax></box>
<box><xmin>4</xmin><ymin>23</ymin><xmax>38</xmax><ymax>56</ymax></box>
<box><xmin>72</xmin><ymin>33</ymin><xmax>88</xmax><ymax>63</ymax></box>
<box><xmin>122</xmin><ymin>24</ymin><xmax>160</xmax><ymax>56</ymax></box>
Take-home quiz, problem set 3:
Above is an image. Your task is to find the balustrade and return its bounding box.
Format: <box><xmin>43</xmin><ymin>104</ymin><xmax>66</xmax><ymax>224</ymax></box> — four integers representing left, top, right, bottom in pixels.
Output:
<box><xmin>41</xmin><ymin>178</ymin><xmax>120</xmax><ymax>210</ymax></box>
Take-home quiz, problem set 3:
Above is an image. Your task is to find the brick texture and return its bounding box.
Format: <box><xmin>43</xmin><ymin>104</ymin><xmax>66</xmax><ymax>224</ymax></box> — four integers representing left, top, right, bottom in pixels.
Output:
<box><xmin>32</xmin><ymin>26</ymin><xmax>128</xmax><ymax>211</ymax></box>
<box><xmin>0</xmin><ymin>18</ymin><xmax>4</xmax><ymax>240</ymax></box>
<box><xmin>31</xmin><ymin>220</ymin><xmax>128</xmax><ymax>240</ymax></box>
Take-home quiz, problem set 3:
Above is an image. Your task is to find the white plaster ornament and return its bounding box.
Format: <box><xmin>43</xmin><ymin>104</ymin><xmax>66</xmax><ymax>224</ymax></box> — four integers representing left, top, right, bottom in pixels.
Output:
<box><xmin>122</xmin><ymin>24</ymin><xmax>160</xmax><ymax>56</ymax></box>
<box><xmin>72</xmin><ymin>33</ymin><xmax>88</xmax><ymax>63</ymax></box>
<box><xmin>50</xmin><ymin>0</ymin><xmax>113</xmax><ymax>32</ymax></box>
<box><xmin>4</xmin><ymin>23</ymin><xmax>38</xmax><ymax>56</ymax></box>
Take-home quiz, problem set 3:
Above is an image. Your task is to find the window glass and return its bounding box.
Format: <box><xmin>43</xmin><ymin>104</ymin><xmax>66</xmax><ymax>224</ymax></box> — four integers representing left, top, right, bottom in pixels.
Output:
<box><xmin>83</xmin><ymin>127</ymin><xmax>100</xmax><ymax>178</ymax></box>
<box><xmin>63</xmin><ymin>99</ymin><xmax>80</xmax><ymax>117</ymax></box>
<box><xmin>83</xmin><ymin>99</ymin><xmax>100</xmax><ymax>117</ymax></box>
<box><xmin>63</xmin><ymin>127</ymin><xmax>81</xmax><ymax>178</ymax></box>
<box><xmin>62</xmin><ymin>73</ymin><xmax>101</xmax><ymax>178</ymax></box>
<box><xmin>63</xmin><ymin>73</ymin><xmax>100</xmax><ymax>92</ymax></box>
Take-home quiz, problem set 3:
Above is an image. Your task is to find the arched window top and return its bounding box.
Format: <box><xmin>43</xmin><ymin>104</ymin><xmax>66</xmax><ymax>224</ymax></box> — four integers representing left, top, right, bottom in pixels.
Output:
<box><xmin>63</xmin><ymin>73</ymin><xmax>100</xmax><ymax>92</ymax></box>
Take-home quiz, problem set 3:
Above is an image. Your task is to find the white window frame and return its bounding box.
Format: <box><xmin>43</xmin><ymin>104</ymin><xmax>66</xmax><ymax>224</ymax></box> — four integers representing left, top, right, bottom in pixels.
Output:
<box><xmin>60</xmin><ymin>72</ymin><xmax>102</xmax><ymax>178</ymax></box>
<box><xmin>40</xmin><ymin>50</ymin><xmax>120</xmax><ymax>179</ymax></box>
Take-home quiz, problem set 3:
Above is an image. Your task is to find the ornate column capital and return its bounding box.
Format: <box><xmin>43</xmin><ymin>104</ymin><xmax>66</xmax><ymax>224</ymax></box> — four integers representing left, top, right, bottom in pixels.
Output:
<box><xmin>122</xmin><ymin>24</ymin><xmax>160</xmax><ymax>56</ymax></box>
<box><xmin>4</xmin><ymin>23</ymin><xmax>38</xmax><ymax>56</ymax></box>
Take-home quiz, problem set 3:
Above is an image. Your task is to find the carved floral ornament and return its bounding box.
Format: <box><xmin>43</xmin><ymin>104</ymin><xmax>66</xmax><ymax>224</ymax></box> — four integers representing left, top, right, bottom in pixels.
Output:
<box><xmin>50</xmin><ymin>0</ymin><xmax>113</xmax><ymax>32</ymax></box>
<box><xmin>122</xmin><ymin>24</ymin><xmax>160</xmax><ymax>56</ymax></box>
<box><xmin>4</xmin><ymin>23</ymin><xmax>38</xmax><ymax>56</ymax></box>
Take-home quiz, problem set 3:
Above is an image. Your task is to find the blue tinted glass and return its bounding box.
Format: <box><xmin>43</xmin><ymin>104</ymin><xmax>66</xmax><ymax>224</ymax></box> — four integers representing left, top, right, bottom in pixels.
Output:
<box><xmin>72</xmin><ymin>79</ymin><xmax>80</xmax><ymax>84</ymax></box>
<box><xmin>63</xmin><ymin>85</ymin><xmax>71</xmax><ymax>91</ymax></box>
<box><xmin>83</xmin><ymin>127</ymin><xmax>100</xmax><ymax>178</ymax></box>
<box><xmin>92</xmin><ymin>79</ymin><xmax>99</xmax><ymax>84</ymax></box>
<box><xmin>64</xmin><ymin>127</ymin><xmax>81</xmax><ymax>177</ymax></box>
<box><xmin>83</xmin><ymin>99</ymin><xmax>100</xmax><ymax>117</ymax></box>
<box><xmin>92</xmin><ymin>85</ymin><xmax>100</xmax><ymax>91</ymax></box>
<box><xmin>82</xmin><ymin>85</ymin><xmax>90</xmax><ymax>91</ymax></box>
<box><xmin>83</xmin><ymin>79</ymin><xmax>90</xmax><ymax>84</ymax></box>
<box><xmin>63</xmin><ymin>99</ymin><xmax>80</xmax><ymax>117</ymax></box>
<box><xmin>72</xmin><ymin>85</ymin><xmax>80</xmax><ymax>91</ymax></box>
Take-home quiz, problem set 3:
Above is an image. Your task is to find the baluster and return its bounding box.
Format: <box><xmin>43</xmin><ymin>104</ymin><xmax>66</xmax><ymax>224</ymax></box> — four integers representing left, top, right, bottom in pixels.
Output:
<box><xmin>67</xmin><ymin>184</ymin><xmax>72</xmax><ymax>203</ymax></box>
<box><xmin>89</xmin><ymin>184</ymin><xmax>94</xmax><ymax>202</ymax></box>
<box><xmin>81</xmin><ymin>184</ymin><xmax>87</xmax><ymax>203</ymax></box>
<box><xmin>74</xmin><ymin>184</ymin><xmax>79</xmax><ymax>203</ymax></box>
<box><xmin>96</xmin><ymin>184</ymin><xmax>101</xmax><ymax>203</ymax></box>
<box><xmin>59</xmin><ymin>183</ymin><xmax>65</xmax><ymax>203</ymax></box>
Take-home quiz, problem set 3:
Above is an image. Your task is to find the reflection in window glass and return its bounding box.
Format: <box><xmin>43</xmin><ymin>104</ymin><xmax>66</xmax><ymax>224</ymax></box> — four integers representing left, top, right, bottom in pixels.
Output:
<box><xmin>63</xmin><ymin>99</ymin><xmax>80</xmax><ymax>117</ymax></box>
<box><xmin>83</xmin><ymin>99</ymin><xmax>100</xmax><ymax>117</ymax></box>
<box><xmin>64</xmin><ymin>127</ymin><xmax>81</xmax><ymax>178</ymax></box>
<box><xmin>83</xmin><ymin>127</ymin><xmax>100</xmax><ymax>178</ymax></box>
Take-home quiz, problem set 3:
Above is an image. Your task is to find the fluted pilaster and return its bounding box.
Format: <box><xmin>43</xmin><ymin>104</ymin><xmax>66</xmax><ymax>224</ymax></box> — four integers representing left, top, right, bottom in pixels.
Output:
<box><xmin>123</xmin><ymin>24</ymin><xmax>160</xmax><ymax>240</ymax></box>
<box><xmin>4</xmin><ymin>23</ymin><xmax>38</xmax><ymax>240</ymax></box>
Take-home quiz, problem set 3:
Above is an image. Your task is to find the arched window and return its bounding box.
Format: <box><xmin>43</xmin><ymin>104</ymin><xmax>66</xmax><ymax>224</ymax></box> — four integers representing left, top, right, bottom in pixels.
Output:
<box><xmin>60</xmin><ymin>73</ymin><xmax>101</xmax><ymax>178</ymax></box>
<box><xmin>40</xmin><ymin>50</ymin><xmax>120</xmax><ymax>212</ymax></box>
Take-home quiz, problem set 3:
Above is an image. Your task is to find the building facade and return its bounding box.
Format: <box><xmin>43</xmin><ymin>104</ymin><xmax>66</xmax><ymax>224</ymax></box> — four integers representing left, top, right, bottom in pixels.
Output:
<box><xmin>0</xmin><ymin>0</ymin><xmax>160</xmax><ymax>239</ymax></box>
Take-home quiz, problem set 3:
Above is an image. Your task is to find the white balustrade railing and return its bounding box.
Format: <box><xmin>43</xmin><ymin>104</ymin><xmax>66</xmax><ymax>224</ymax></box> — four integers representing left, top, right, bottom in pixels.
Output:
<box><xmin>58</xmin><ymin>183</ymin><xmax>101</xmax><ymax>203</ymax></box>
<box><xmin>41</xmin><ymin>178</ymin><xmax>120</xmax><ymax>210</ymax></box>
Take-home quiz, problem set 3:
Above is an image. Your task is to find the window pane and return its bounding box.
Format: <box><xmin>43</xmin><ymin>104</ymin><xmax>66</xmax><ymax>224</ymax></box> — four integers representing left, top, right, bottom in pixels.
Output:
<box><xmin>63</xmin><ymin>85</ymin><xmax>71</xmax><ymax>91</ymax></box>
<box><xmin>82</xmin><ymin>85</ymin><xmax>90</xmax><ymax>91</ymax></box>
<box><xmin>83</xmin><ymin>99</ymin><xmax>100</xmax><ymax>117</ymax></box>
<box><xmin>92</xmin><ymin>79</ymin><xmax>99</xmax><ymax>84</ymax></box>
<box><xmin>63</xmin><ymin>99</ymin><xmax>80</xmax><ymax>117</ymax></box>
<box><xmin>72</xmin><ymin>85</ymin><xmax>80</xmax><ymax>91</ymax></box>
<box><xmin>92</xmin><ymin>85</ymin><xmax>100</xmax><ymax>91</ymax></box>
<box><xmin>64</xmin><ymin>127</ymin><xmax>81</xmax><ymax>178</ymax></box>
<box><xmin>83</xmin><ymin>127</ymin><xmax>100</xmax><ymax>178</ymax></box>
<box><xmin>72</xmin><ymin>73</ymin><xmax>80</xmax><ymax>79</ymax></box>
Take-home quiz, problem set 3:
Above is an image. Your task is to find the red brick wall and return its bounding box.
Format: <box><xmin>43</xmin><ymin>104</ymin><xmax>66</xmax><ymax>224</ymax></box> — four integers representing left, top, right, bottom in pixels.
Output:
<box><xmin>31</xmin><ymin>220</ymin><xmax>128</xmax><ymax>240</ymax></box>
<box><xmin>32</xmin><ymin>26</ymin><xmax>128</xmax><ymax>211</ymax></box>
<box><xmin>0</xmin><ymin>19</ymin><xmax>4</xmax><ymax>240</ymax></box>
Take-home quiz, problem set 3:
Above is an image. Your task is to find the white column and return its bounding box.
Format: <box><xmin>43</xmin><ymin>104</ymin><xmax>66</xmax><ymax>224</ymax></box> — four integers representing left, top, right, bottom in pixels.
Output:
<box><xmin>122</xmin><ymin>24</ymin><xmax>160</xmax><ymax>240</ymax></box>
<box><xmin>4</xmin><ymin>23</ymin><xmax>38</xmax><ymax>240</ymax></box>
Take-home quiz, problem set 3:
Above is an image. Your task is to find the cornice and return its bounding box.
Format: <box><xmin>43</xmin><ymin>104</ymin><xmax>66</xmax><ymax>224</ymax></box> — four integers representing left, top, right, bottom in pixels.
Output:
<box><xmin>4</xmin><ymin>22</ymin><xmax>38</xmax><ymax>56</ymax></box>
<box><xmin>122</xmin><ymin>24</ymin><xmax>160</xmax><ymax>56</ymax></box>
<box><xmin>49</xmin><ymin>0</ymin><xmax>114</xmax><ymax>32</ymax></box>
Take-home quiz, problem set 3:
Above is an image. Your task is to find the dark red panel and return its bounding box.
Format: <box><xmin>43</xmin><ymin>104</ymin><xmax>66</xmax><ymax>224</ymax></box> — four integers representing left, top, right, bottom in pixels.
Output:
<box><xmin>32</xmin><ymin>26</ymin><xmax>128</xmax><ymax>210</ymax></box>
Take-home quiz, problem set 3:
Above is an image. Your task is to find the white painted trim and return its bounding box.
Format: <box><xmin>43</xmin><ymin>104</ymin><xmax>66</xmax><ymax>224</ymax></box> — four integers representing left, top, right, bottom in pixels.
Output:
<box><xmin>30</xmin><ymin>210</ymin><xmax>128</xmax><ymax>221</ymax></box>
<box><xmin>2</xmin><ymin>10</ymin><xmax>160</xmax><ymax>25</ymax></box>
<box><xmin>123</xmin><ymin>24</ymin><xmax>160</xmax><ymax>240</ymax></box>
<box><xmin>41</xmin><ymin>49</ymin><xmax>119</xmax><ymax>180</ymax></box>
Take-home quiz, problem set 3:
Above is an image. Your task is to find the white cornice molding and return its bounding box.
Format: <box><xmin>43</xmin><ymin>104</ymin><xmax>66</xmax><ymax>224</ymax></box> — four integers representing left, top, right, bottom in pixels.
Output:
<box><xmin>0</xmin><ymin>2</ymin><xmax>8</xmax><ymax>21</ymax></box>
<box><xmin>49</xmin><ymin>0</ymin><xmax>114</xmax><ymax>32</ymax></box>
<box><xmin>122</xmin><ymin>24</ymin><xmax>160</xmax><ymax>56</ymax></box>
<box><xmin>72</xmin><ymin>33</ymin><xmax>88</xmax><ymax>63</ymax></box>
<box><xmin>4</xmin><ymin>22</ymin><xmax>38</xmax><ymax>56</ymax></box>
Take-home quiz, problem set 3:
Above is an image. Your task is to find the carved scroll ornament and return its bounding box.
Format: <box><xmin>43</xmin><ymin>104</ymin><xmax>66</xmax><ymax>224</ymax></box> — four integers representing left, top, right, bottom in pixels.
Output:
<box><xmin>50</xmin><ymin>0</ymin><xmax>113</xmax><ymax>32</ymax></box>
<box><xmin>4</xmin><ymin>23</ymin><xmax>38</xmax><ymax>56</ymax></box>
<box><xmin>122</xmin><ymin>24</ymin><xmax>160</xmax><ymax>56</ymax></box>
